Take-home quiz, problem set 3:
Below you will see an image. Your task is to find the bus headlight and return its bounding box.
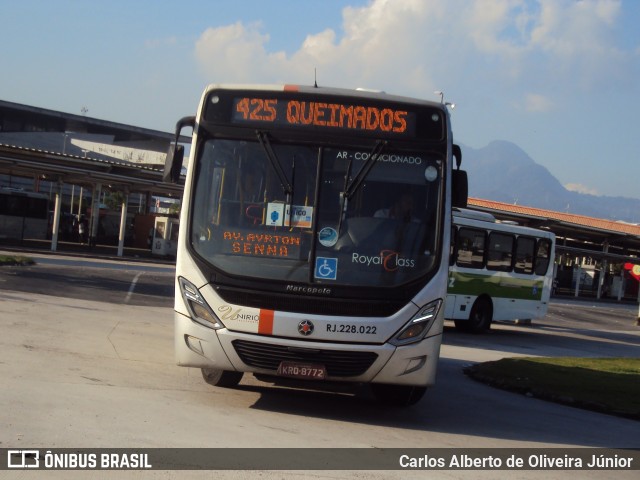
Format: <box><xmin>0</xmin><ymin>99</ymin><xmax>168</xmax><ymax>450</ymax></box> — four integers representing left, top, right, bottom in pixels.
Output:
<box><xmin>178</xmin><ymin>277</ymin><xmax>225</xmax><ymax>329</ymax></box>
<box><xmin>390</xmin><ymin>299</ymin><xmax>442</xmax><ymax>346</ymax></box>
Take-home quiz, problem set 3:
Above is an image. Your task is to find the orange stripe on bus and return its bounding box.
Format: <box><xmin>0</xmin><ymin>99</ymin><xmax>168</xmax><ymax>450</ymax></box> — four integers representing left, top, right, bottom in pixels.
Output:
<box><xmin>258</xmin><ymin>309</ymin><xmax>274</xmax><ymax>335</ymax></box>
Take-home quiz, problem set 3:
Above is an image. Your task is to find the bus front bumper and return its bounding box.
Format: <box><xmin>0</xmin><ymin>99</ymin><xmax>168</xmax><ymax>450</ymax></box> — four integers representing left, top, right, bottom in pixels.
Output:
<box><xmin>175</xmin><ymin>311</ymin><xmax>441</xmax><ymax>387</ymax></box>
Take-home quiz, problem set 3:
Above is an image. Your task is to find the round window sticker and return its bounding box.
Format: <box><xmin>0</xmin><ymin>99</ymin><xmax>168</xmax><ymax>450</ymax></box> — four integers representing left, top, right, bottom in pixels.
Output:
<box><xmin>318</xmin><ymin>227</ymin><xmax>338</xmax><ymax>247</ymax></box>
<box><xmin>425</xmin><ymin>165</ymin><xmax>438</xmax><ymax>182</ymax></box>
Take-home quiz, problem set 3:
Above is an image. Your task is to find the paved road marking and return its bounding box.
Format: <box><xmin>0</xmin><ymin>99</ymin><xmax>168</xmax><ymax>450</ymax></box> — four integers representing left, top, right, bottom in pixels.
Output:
<box><xmin>124</xmin><ymin>272</ymin><xmax>144</xmax><ymax>304</ymax></box>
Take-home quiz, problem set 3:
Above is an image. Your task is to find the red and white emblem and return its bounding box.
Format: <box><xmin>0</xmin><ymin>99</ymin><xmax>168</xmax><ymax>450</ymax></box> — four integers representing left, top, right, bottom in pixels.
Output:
<box><xmin>297</xmin><ymin>320</ymin><xmax>314</xmax><ymax>336</ymax></box>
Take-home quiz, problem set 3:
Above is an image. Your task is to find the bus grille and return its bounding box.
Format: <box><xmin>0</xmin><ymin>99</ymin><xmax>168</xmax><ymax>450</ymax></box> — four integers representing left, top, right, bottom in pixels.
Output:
<box><xmin>232</xmin><ymin>340</ymin><xmax>378</xmax><ymax>377</ymax></box>
<box><xmin>216</xmin><ymin>287</ymin><xmax>405</xmax><ymax>317</ymax></box>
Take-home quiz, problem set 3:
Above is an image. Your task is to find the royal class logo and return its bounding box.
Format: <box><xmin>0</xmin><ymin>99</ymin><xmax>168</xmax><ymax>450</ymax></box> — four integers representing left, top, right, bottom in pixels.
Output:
<box><xmin>351</xmin><ymin>250</ymin><xmax>416</xmax><ymax>272</ymax></box>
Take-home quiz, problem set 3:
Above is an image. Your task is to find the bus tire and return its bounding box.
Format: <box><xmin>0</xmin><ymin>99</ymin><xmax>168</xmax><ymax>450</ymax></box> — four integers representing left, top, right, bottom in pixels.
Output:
<box><xmin>201</xmin><ymin>368</ymin><xmax>243</xmax><ymax>388</ymax></box>
<box><xmin>469</xmin><ymin>296</ymin><xmax>493</xmax><ymax>332</ymax></box>
<box><xmin>370</xmin><ymin>384</ymin><xmax>426</xmax><ymax>406</ymax></box>
<box><xmin>455</xmin><ymin>296</ymin><xmax>493</xmax><ymax>333</ymax></box>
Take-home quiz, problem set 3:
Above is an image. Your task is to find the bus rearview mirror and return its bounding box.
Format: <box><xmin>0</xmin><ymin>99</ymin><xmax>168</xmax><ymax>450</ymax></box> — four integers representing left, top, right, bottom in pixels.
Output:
<box><xmin>163</xmin><ymin>116</ymin><xmax>196</xmax><ymax>184</ymax></box>
<box><xmin>452</xmin><ymin>169</ymin><xmax>468</xmax><ymax>208</ymax></box>
<box><xmin>163</xmin><ymin>143</ymin><xmax>184</xmax><ymax>184</ymax></box>
<box><xmin>452</xmin><ymin>144</ymin><xmax>462</xmax><ymax>170</ymax></box>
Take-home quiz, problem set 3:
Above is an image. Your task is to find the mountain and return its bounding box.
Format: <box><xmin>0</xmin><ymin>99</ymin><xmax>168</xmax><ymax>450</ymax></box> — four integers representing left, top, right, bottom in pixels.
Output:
<box><xmin>461</xmin><ymin>140</ymin><xmax>640</xmax><ymax>223</ymax></box>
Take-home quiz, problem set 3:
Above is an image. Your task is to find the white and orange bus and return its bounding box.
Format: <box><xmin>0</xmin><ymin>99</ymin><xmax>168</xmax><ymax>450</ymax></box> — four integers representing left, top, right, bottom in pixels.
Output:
<box><xmin>164</xmin><ymin>84</ymin><xmax>467</xmax><ymax>405</ymax></box>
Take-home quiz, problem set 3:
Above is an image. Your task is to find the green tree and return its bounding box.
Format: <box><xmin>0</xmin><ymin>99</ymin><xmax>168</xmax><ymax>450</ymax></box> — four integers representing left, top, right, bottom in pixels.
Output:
<box><xmin>169</xmin><ymin>201</ymin><xmax>181</xmax><ymax>216</ymax></box>
<box><xmin>104</xmin><ymin>191</ymin><xmax>125</xmax><ymax>211</ymax></box>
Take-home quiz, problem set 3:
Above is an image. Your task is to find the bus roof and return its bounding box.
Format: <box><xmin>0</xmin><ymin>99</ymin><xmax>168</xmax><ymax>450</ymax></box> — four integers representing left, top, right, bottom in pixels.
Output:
<box><xmin>453</xmin><ymin>208</ymin><xmax>496</xmax><ymax>222</ymax></box>
<box><xmin>453</xmin><ymin>208</ymin><xmax>555</xmax><ymax>239</ymax></box>
<box><xmin>202</xmin><ymin>83</ymin><xmax>445</xmax><ymax>109</ymax></box>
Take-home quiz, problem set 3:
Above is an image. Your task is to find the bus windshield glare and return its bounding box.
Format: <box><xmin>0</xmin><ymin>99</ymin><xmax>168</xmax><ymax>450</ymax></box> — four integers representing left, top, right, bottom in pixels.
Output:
<box><xmin>190</xmin><ymin>138</ymin><xmax>443</xmax><ymax>288</ymax></box>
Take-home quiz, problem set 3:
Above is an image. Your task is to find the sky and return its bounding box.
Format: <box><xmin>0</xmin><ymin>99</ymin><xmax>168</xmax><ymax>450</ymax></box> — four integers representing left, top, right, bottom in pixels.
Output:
<box><xmin>1</xmin><ymin>0</ymin><xmax>639</xmax><ymax>199</ymax></box>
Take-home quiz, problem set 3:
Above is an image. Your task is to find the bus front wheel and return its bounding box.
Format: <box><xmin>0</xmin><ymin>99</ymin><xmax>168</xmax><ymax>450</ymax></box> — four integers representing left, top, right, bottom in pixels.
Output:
<box><xmin>370</xmin><ymin>384</ymin><xmax>427</xmax><ymax>406</ymax></box>
<box><xmin>201</xmin><ymin>368</ymin><xmax>243</xmax><ymax>388</ymax></box>
<box><xmin>455</xmin><ymin>296</ymin><xmax>493</xmax><ymax>333</ymax></box>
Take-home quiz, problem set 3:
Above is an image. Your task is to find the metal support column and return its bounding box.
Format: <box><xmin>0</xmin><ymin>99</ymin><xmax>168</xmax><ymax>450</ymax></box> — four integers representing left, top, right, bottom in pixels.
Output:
<box><xmin>617</xmin><ymin>271</ymin><xmax>624</xmax><ymax>302</ymax></box>
<box><xmin>117</xmin><ymin>190</ymin><xmax>129</xmax><ymax>257</ymax></box>
<box><xmin>89</xmin><ymin>183</ymin><xmax>102</xmax><ymax>248</ymax></box>
<box><xmin>597</xmin><ymin>241</ymin><xmax>609</xmax><ymax>300</ymax></box>
<box><xmin>574</xmin><ymin>262</ymin><xmax>582</xmax><ymax>298</ymax></box>
<box><xmin>145</xmin><ymin>192</ymin><xmax>153</xmax><ymax>214</ymax></box>
<box><xmin>70</xmin><ymin>185</ymin><xmax>75</xmax><ymax>214</ymax></box>
<box><xmin>77</xmin><ymin>187</ymin><xmax>84</xmax><ymax>218</ymax></box>
<box><xmin>50</xmin><ymin>179</ymin><xmax>63</xmax><ymax>252</ymax></box>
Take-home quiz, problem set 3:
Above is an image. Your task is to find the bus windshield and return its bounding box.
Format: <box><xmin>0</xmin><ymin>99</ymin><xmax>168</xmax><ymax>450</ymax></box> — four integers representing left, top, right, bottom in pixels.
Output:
<box><xmin>190</xmin><ymin>137</ymin><xmax>443</xmax><ymax>289</ymax></box>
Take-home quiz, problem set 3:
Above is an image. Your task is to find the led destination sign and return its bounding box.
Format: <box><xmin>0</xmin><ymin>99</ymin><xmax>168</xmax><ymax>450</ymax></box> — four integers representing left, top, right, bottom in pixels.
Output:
<box><xmin>220</xmin><ymin>229</ymin><xmax>302</xmax><ymax>259</ymax></box>
<box><xmin>231</xmin><ymin>96</ymin><xmax>419</xmax><ymax>137</ymax></box>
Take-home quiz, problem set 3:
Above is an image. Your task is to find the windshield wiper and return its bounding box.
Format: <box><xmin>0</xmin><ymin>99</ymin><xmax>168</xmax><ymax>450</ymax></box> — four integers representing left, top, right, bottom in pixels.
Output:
<box><xmin>337</xmin><ymin>139</ymin><xmax>387</xmax><ymax>236</ymax></box>
<box><xmin>336</xmin><ymin>156</ymin><xmax>352</xmax><ymax>237</ymax></box>
<box><xmin>343</xmin><ymin>139</ymin><xmax>387</xmax><ymax>199</ymax></box>
<box><xmin>256</xmin><ymin>131</ymin><xmax>293</xmax><ymax>197</ymax></box>
<box><xmin>288</xmin><ymin>154</ymin><xmax>296</xmax><ymax>227</ymax></box>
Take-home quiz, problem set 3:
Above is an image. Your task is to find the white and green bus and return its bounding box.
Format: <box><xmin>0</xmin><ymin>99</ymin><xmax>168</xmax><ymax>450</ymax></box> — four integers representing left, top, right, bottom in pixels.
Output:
<box><xmin>446</xmin><ymin>208</ymin><xmax>555</xmax><ymax>332</ymax></box>
<box><xmin>164</xmin><ymin>84</ymin><xmax>468</xmax><ymax>405</ymax></box>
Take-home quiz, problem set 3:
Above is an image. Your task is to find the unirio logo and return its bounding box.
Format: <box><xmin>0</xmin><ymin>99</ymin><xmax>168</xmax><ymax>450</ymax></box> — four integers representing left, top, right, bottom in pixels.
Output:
<box><xmin>351</xmin><ymin>251</ymin><xmax>416</xmax><ymax>272</ymax></box>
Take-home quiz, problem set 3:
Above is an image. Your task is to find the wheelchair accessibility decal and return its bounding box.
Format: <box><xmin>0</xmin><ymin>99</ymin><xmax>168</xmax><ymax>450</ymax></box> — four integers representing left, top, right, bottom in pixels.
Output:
<box><xmin>315</xmin><ymin>257</ymin><xmax>338</xmax><ymax>280</ymax></box>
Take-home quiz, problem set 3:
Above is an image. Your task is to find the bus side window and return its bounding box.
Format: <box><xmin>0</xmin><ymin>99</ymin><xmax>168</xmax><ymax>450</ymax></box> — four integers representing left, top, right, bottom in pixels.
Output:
<box><xmin>450</xmin><ymin>226</ymin><xmax>457</xmax><ymax>266</ymax></box>
<box><xmin>487</xmin><ymin>232</ymin><xmax>514</xmax><ymax>272</ymax></box>
<box><xmin>456</xmin><ymin>228</ymin><xmax>485</xmax><ymax>269</ymax></box>
<box><xmin>514</xmin><ymin>236</ymin><xmax>535</xmax><ymax>274</ymax></box>
<box><xmin>534</xmin><ymin>239</ymin><xmax>551</xmax><ymax>275</ymax></box>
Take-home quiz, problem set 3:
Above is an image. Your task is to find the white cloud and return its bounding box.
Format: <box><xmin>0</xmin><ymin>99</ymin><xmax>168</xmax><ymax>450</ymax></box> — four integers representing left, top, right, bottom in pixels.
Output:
<box><xmin>194</xmin><ymin>22</ymin><xmax>285</xmax><ymax>81</ymax></box>
<box><xmin>466</xmin><ymin>0</ymin><xmax>524</xmax><ymax>55</ymax></box>
<box><xmin>191</xmin><ymin>0</ymin><xmax>631</xmax><ymax>104</ymax></box>
<box><xmin>529</xmin><ymin>0</ymin><xmax>621</xmax><ymax>55</ymax></box>
<box><xmin>192</xmin><ymin>1</ymin><xmax>456</xmax><ymax>91</ymax></box>
<box><xmin>565</xmin><ymin>183</ymin><xmax>600</xmax><ymax>195</ymax></box>
<box><xmin>529</xmin><ymin>0</ymin><xmax>626</xmax><ymax>88</ymax></box>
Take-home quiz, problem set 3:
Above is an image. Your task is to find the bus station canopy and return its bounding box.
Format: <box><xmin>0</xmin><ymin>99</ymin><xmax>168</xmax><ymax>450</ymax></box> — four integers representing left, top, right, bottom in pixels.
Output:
<box><xmin>0</xmin><ymin>99</ymin><xmax>187</xmax><ymax>197</ymax></box>
<box><xmin>0</xmin><ymin>143</ymin><xmax>182</xmax><ymax>197</ymax></box>
<box><xmin>468</xmin><ymin>198</ymin><xmax>640</xmax><ymax>263</ymax></box>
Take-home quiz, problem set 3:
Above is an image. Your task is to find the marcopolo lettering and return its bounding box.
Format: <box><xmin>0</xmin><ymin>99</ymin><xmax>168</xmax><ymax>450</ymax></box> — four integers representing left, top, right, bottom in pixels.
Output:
<box><xmin>286</xmin><ymin>285</ymin><xmax>332</xmax><ymax>295</ymax></box>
